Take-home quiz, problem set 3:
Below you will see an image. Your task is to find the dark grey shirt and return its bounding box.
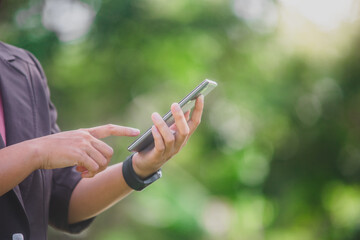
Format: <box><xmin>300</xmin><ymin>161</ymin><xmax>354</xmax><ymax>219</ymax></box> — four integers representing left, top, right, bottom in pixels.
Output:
<box><xmin>0</xmin><ymin>42</ymin><xmax>94</xmax><ymax>240</ymax></box>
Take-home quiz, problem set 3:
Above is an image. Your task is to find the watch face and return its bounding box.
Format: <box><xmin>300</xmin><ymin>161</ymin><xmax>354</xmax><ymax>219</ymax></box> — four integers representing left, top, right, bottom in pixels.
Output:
<box><xmin>143</xmin><ymin>169</ymin><xmax>162</xmax><ymax>185</ymax></box>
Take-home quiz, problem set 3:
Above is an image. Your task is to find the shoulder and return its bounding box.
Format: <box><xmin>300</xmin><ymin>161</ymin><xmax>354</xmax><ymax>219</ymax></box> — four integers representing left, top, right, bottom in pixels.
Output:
<box><xmin>0</xmin><ymin>41</ymin><xmax>23</xmax><ymax>53</ymax></box>
<box><xmin>0</xmin><ymin>41</ymin><xmax>45</xmax><ymax>78</ymax></box>
<box><xmin>0</xmin><ymin>41</ymin><xmax>38</xmax><ymax>64</ymax></box>
<box><xmin>0</xmin><ymin>41</ymin><xmax>29</xmax><ymax>60</ymax></box>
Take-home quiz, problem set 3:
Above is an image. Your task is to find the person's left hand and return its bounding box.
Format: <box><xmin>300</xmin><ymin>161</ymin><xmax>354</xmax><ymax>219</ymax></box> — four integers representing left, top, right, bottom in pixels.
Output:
<box><xmin>131</xmin><ymin>95</ymin><xmax>204</xmax><ymax>178</ymax></box>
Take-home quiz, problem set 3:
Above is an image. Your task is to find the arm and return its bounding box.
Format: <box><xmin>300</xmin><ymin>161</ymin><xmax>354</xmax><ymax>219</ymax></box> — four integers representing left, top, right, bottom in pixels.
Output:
<box><xmin>0</xmin><ymin>124</ymin><xmax>140</xmax><ymax>197</ymax></box>
<box><xmin>0</xmin><ymin>140</ymin><xmax>40</xmax><ymax>196</ymax></box>
<box><xmin>68</xmin><ymin>96</ymin><xmax>204</xmax><ymax>224</ymax></box>
<box><xmin>67</xmin><ymin>162</ymin><xmax>132</xmax><ymax>224</ymax></box>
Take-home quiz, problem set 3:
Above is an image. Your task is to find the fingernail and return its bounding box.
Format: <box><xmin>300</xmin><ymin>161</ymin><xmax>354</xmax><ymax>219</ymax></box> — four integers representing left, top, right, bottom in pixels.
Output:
<box><xmin>81</xmin><ymin>171</ymin><xmax>89</xmax><ymax>178</ymax></box>
<box><xmin>173</xmin><ymin>103</ymin><xmax>181</xmax><ymax>112</ymax></box>
<box><xmin>76</xmin><ymin>166</ymin><xmax>87</xmax><ymax>172</ymax></box>
<box><xmin>152</xmin><ymin>112</ymin><xmax>162</xmax><ymax>122</ymax></box>
<box><xmin>130</xmin><ymin>128</ymin><xmax>140</xmax><ymax>135</ymax></box>
<box><xmin>152</xmin><ymin>125</ymin><xmax>158</xmax><ymax>134</ymax></box>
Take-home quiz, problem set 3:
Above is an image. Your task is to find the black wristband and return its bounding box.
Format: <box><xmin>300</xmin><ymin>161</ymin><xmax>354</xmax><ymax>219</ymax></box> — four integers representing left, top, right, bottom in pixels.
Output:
<box><xmin>122</xmin><ymin>154</ymin><xmax>162</xmax><ymax>191</ymax></box>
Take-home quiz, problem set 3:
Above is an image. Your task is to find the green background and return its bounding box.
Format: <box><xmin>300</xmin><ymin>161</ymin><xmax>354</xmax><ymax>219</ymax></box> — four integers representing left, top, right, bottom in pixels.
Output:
<box><xmin>1</xmin><ymin>0</ymin><xmax>360</xmax><ymax>239</ymax></box>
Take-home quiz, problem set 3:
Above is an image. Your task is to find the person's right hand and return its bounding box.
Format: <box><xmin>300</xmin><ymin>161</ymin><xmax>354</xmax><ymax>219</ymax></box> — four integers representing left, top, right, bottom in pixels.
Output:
<box><xmin>34</xmin><ymin>124</ymin><xmax>140</xmax><ymax>178</ymax></box>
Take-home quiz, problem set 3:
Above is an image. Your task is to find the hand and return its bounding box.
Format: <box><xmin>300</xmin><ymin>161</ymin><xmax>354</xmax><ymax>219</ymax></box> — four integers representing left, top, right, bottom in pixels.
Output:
<box><xmin>132</xmin><ymin>95</ymin><xmax>204</xmax><ymax>178</ymax></box>
<box><xmin>35</xmin><ymin>124</ymin><xmax>140</xmax><ymax>178</ymax></box>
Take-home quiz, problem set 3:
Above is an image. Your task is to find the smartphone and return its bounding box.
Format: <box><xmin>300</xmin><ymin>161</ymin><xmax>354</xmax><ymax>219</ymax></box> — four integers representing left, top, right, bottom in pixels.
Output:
<box><xmin>128</xmin><ymin>79</ymin><xmax>218</xmax><ymax>152</ymax></box>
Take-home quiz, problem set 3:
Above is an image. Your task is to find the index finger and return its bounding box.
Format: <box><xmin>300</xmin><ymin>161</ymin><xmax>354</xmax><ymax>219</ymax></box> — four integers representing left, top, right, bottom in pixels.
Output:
<box><xmin>87</xmin><ymin>124</ymin><xmax>140</xmax><ymax>139</ymax></box>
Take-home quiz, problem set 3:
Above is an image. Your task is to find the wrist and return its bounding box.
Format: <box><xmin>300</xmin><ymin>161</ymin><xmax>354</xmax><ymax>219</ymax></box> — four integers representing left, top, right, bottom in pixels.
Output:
<box><xmin>122</xmin><ymin>154</ymin><xmax>162</xmax><ymax>191</ymax></box>
<box><xmin>132</xmin><ymin>153</ymin><xmax>159</xmax><ymax>179</ymax></box>
<box><xmin>29</xmin><ymin>138</ymin><xmax>47</xmax><ymax>170</ymax></box>
<box><xmin>22</xmin><ymin>139</ymin><xmax>44</xmax><ymax>171</ymax></box>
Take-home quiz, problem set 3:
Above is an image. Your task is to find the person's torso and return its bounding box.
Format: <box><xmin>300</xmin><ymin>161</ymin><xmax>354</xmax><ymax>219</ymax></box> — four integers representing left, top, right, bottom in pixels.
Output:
<box><xmin>0</xmin><ymin>41</ymin><xmax>53</xmax><ymax>240</ymax></box>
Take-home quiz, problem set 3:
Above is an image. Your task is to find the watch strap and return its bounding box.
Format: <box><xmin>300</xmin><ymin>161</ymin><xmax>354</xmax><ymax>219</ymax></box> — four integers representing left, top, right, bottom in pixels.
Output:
<box><xmin>122</xmin><ymin>153</ymin><xmax>162</xmax><ymax>191</ymax></box>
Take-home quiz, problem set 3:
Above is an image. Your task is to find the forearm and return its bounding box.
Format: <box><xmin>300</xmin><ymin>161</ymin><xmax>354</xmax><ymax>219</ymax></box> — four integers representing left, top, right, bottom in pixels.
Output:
<box><xmin>67</xmin><ymin>98</ymin><xmax>204</xmax><ymax>224</ymax></box>
<box><xmin>68</xmin><ymin>162</ymin><xmax>133</xmax><ymax>224</ymax></box>
<box><xmin>0</xmin><ymin>140</ymin><xmax>39</xmax><ymax>196</ymax></box>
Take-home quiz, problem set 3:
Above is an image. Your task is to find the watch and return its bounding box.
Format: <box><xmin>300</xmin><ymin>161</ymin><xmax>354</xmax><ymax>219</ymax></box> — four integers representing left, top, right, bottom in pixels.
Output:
<box><xmin>122</xmin><ymin>153</ymin><xmax>162</xmax><ymax>191</ymax></box>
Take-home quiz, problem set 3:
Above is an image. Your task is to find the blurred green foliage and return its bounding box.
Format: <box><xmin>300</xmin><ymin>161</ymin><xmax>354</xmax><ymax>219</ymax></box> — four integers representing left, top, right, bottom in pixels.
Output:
<box><xmin>2</xmin><ymin>0</ymin><xmax>360</xmax><ymax>239</ymax></box>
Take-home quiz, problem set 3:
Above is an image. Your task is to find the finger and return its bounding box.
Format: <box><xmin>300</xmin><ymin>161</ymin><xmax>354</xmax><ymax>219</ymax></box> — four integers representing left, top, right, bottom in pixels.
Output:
<box><xmin>76</xmin><ymin>167</ymin><xmax>97</xmax><ymax>178</ymax></box>
<box><xmin>76</xmin><ymin>166</ymin><xmax>87</xmax><ymax>172</ymax></box>
<box><xmin>170</xmin><ymin>111</ymin><xmax>190</xmax><ymax>132</ymax></box>
<box><xmin>91</xmin><ymin>138</ymin><xmax>114</xmax><ymax>161</ymax></box>
<box><xmin>184</xmin><ymin>111</ymin><xmax>190</xmax><ymax>121</ymax></box>
<box><xmin>152</xmin><ymin>125</ymin><xmax>165</xmax><ymax>155</ymax></box>
<box><xmin>188</xmin><ymin>95</ymin><xmax>204</xmax><ymax>134</ymax></box>
<box><xmin>87</xmin><ymin>124</ymin><xmax>140</xmax><ymax>139</ymax></box>
<box><xmin>77</xmin><ymin>153</ymin><xmax>99</xmax><ymax>177</ymax></box>
<box><xmin>82</xmin><ymin>170</ymin><xmax>96</xmax><ymax>178</ymax></box>
<box><xmin>171</xmin><ymin>103</ymin><xmax>190</xmax><ymax>149</ymax></box>
<box><xmin>86</xmin><ymin>146</ymin><xmax>108</xmax><ymax>172</ymax></box>
<box><xmin>152</xmin><ymin>112</ymin><xmax>175</xmax><ymax>151</ymax></box>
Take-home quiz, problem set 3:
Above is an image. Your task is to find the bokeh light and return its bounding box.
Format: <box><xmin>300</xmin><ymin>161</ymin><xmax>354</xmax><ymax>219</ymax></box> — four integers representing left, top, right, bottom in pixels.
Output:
<box><xmin>2</xmin><ymin>0</ymin><xmax>360</xmax><ymax>239</ymax></box>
